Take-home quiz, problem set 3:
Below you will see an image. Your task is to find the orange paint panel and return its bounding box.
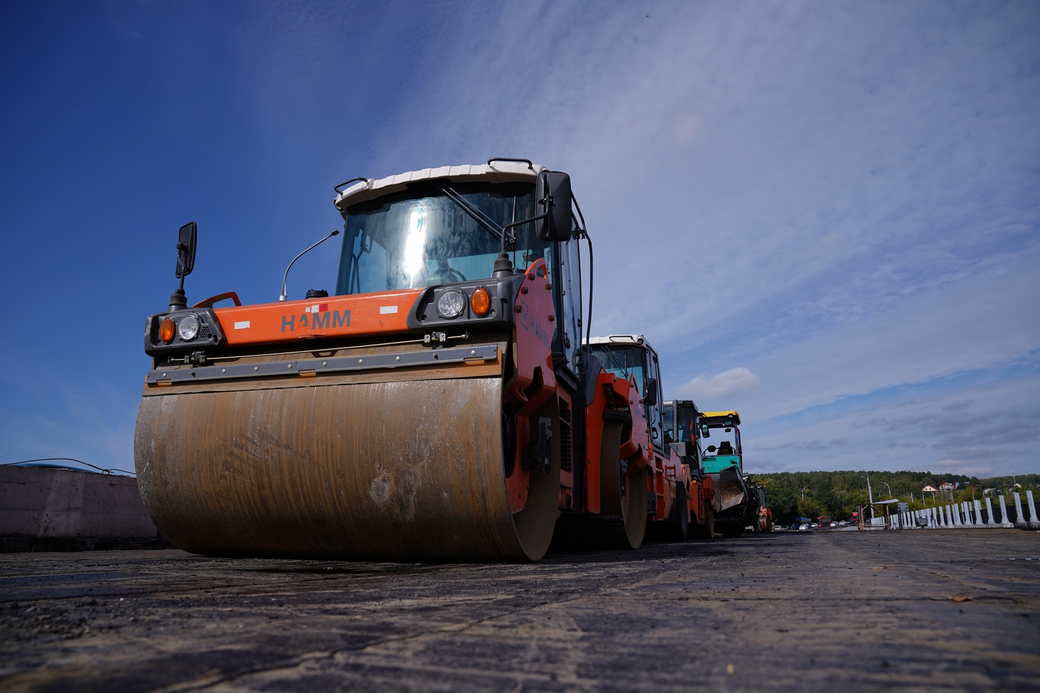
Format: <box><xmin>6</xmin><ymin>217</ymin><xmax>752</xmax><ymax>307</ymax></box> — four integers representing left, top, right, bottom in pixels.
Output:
<box><xmin>582</xmin><ymin>371</ymin><xmax>617</xmax><ymax>514</ymax></box>
<box><xmin>214</xmin><ymin>290</ymin><xmax>423</xmax><ymax>346</ymax></box>
<box><xmin>505</xmin><ymin>258</ymin><xmax>558</xmax><ymax>513</ymax></box>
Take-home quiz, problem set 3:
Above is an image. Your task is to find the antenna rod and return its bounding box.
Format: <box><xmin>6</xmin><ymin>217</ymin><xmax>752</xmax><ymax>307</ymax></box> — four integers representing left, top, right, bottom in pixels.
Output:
<box><xmin>279</xmin><ymin>230</ymin><xmax>340</xmax><ymax>302</ymax></box>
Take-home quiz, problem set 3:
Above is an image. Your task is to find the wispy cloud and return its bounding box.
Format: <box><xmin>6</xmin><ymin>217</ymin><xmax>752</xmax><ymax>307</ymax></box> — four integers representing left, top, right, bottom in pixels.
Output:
<box><xmin>358</xmin><ymin>1</ymin><xmax>1039</xmax><ymax>474</ymax></box>
<box><xmin>677</xmin><ymin>367</ymin><xmax>760</xmax><ymax>400</ymax></box>
<box><xmin>747</xmin><ymin>367</ymin><xmax>1040</xmax><ymax>476</ymax></box>
<box><xmin>5</xmin><ymin>1</ymin><xmax>1036</xmax><ymax>478</ymax></box>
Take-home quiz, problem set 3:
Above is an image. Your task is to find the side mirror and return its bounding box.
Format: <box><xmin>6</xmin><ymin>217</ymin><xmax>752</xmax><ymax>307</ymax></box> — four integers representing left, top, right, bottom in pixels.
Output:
<box><xmin>535</xmin><ymin>171</ymin><xmax>572</xmax><ymax>241</ymax></box>
<box><xmin>700</xmin><ymin>423</ymin><xmax>710</xmax><ymax>438</ymax></box>
<box><xmin>643</xmin><ymin>377</ymin><xmax>658</xmax><ymax>405</ymax></box>
<box><xmin>176</xmin><ymin>221</ymin><xmax>198</xmax><ymax>279</ymax></box>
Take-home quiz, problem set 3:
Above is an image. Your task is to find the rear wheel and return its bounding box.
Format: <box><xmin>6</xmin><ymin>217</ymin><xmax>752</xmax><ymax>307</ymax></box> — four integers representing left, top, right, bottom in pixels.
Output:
<box><xmin>693</xmin><ymin>505</ymin><xmax>715</xmax><ymax>540</ymax></box>
<box><xmin>617</xmin><ymin>465</ymin><xmax>649</xmax><ymax>549</ymax></box>
<box><xmin>718</xmin><ymin>522</ymin><xmax>744</xmax><ymax>538</ymax></box>
<box><xmin>670</xmin><ymin>484</ymin><xmax>690</xmax><ymax>541</ymax></box>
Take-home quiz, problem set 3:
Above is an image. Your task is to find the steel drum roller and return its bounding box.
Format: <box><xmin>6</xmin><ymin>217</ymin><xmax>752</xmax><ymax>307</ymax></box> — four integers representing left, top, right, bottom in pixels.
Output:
<box><xmin>135</xmin><ymin>372</ymin><xmax>559</xmax><ymax>560</ymax></box>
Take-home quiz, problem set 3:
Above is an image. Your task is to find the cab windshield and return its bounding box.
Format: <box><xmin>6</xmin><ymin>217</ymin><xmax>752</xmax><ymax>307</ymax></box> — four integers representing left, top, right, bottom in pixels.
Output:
<box><xmin>589</xmin><ymin>345</ymin><xmax>646</xmax><ymax>395</ymax></box>
<box><xmin>702</xmin><ymin>426</ymin><xmax>741</xmax><ymax>456</ymax></box>
<box><xmin>676</xmin><ymin>407</ymin><xmax>697</xmax><ymax>444</ymax></box>
<box><xmin>336</xmin><ymin>182</ymin><xmax>548</xmax><ymax>294</ymax></box>
<box><xmin>664</xmin><ymin>405</ymin><xmax>697</xmax><ymax>445</ymax></box>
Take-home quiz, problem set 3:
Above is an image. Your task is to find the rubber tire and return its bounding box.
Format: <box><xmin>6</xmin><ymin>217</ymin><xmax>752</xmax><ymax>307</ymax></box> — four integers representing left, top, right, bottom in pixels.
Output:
<box><xmin>693</xmin><ymin>506</ymin><xmax>715</xmax><ymax>540</ymax></box>
<box><xmin>719</xmin><ymin>522</ymin><xmax>744</xmax><ymax>538</ymax></box>
<box><xmin>672</xmin><ymin>484</ymin><xmax>690</xmax><ymax>541</ymax></box>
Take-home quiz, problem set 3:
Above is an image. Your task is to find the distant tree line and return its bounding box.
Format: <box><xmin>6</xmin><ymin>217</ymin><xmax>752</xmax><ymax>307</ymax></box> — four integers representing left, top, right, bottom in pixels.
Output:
<box><xmin>749</xmin><ymin>470</ymin><xmax>1040</xmax><ymax>525</ymax></box>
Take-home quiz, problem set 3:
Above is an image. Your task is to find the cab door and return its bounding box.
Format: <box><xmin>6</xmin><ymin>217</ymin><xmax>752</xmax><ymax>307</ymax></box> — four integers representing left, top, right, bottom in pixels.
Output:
<box><xmin>552</xmin><ymin>238</ymin><xmax>583</xmax><ymax>375</ymax></box>
<box><xmin>645</xmin><ymin>348</ymin><xmax>665</xmax><ymax>452</ymax></box>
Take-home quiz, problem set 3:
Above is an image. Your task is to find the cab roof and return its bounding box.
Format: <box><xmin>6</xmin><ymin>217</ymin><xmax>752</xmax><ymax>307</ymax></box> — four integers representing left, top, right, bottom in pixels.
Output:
<box><xmin>334</xmin><ymin>160</ymin><xmax>546</xmax><ymax>210</ymax></box>
<box><xmin>700</xmin><ymin>410</ymin><xmax>741</xmax><ymax>426</ymax></box>
<box><xmin>585</xmin><ymin>334</ymin><xmax>647</xmax><ymax>346</ymax></box>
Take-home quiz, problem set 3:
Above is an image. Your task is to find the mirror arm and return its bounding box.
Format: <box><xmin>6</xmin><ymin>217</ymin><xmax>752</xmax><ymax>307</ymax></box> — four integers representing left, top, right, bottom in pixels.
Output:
<box><xmin>279</xmin><ymin>230</ymin><xmax>340</xmax><ymax>302</ymax></box>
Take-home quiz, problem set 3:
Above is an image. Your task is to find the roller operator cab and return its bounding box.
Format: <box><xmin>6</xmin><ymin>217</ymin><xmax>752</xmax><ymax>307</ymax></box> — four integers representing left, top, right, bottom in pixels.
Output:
<box><xmin>698</xmin><ymin>411</ymin><xmax>743</xmax><ymax>475</ymax></box>
<box><xmin>135</xmin><ymin>159</ymin><xmax>655</xmax><ymax>561</ymax></box>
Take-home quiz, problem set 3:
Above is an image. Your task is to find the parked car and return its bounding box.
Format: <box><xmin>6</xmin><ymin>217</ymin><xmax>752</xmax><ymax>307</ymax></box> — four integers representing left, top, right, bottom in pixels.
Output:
<box><xmin>798</xmin><ymin>524</ymin><xmax>810</xmax><ymax>531</ymax></box>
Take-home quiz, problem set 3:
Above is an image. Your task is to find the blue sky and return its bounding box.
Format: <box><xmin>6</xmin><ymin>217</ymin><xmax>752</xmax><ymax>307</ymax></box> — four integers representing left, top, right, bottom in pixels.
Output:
<box><xmin>1</xmin><ymin>1</ymin><xmax>1037</xmax><ymax>477</ymax></box>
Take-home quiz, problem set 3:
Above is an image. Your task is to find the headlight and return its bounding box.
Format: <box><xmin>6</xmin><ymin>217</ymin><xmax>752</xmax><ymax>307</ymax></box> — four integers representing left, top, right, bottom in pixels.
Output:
<box><xmin>177</xmin><ymin>314</ymin><xmax>200</xmax><ymax>341</ymax></box>
<box><xmin>436</xmin><ymin>290</ymin><xmax>466</xmax><ymax>319</ymax></box>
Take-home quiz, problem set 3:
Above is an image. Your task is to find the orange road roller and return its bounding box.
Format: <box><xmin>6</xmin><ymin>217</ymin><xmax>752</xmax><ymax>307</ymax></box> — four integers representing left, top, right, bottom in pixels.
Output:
<box><xmin>135</xmin><ymin>159</ymin><xmax>658</xmax><ymax>560</ymax></box>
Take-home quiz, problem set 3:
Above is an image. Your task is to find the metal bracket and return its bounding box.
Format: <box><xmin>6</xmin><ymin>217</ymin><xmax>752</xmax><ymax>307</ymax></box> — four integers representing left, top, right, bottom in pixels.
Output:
<box><xmin>147</xmin><ymin>344</ymin><xmax>498</xmax><ymax>385</ymax></box>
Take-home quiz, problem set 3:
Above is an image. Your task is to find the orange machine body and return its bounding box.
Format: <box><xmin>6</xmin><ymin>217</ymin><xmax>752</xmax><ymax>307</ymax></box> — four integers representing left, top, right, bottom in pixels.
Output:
<box><xmin>213</xmin><ymin>289</ymin><xmax>423</xmax><ymax>346</ymax></box>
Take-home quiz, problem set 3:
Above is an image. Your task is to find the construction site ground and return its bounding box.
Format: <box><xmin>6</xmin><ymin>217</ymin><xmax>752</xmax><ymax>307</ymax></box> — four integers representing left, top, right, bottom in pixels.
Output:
<box><xmin>1</xmin><ymin>529</ymin><xmax>1037</xmax><ymax>691</ymax></box>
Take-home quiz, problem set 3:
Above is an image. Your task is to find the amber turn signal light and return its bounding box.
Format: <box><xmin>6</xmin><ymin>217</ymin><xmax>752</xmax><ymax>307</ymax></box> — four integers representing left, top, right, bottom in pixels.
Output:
<box><xmin>159</xmin><ymin>317</ymin><xmax>176</xmax><ymax>343</ymax></box>
<box><xmin>470</xmin><ymin>287</ymin><xmax>491</xmax><ymax>316</ymax></box>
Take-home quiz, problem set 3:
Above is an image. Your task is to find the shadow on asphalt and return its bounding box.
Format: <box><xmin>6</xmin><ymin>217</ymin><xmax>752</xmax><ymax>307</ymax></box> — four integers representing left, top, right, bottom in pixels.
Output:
<box><xmin>219</xmin><ymin>529</ymin><xmax>786</xmax><ymax>575</ymax></box>
<box><xmin>543</xmin><ymin>539</ymin><xmax>734</xmax><ymax>564</ymax></box>
<box><xmin>229</xmin><ymin>539</ymin><xmax>737</xmax><ymax>574</ymax></box>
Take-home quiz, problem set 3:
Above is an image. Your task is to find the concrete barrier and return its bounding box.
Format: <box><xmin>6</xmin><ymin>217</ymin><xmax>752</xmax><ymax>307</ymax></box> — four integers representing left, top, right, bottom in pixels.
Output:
<box><xmin>1013</xmin><ymin>492</ymin><xmax>1025</xmax><ymax>529</ymax></box>
<box><xmin>0</xmin><ymin>466</ymin><xmax>160</xmax><ymax>551</ymax></box>
<box><xmin>1027</xmin><ymin>491</ymin><xmax>1039</xmax><ymax>530</ymax></box>
<box><xmin>998</xmin><ymin>495</ymin><xmax>1013</xmax><ymax>527</ymax></box>
<box><xmin>985</xmin><ymin>497</ymin><xmax>998</xmax><ymax>527</ymax></box>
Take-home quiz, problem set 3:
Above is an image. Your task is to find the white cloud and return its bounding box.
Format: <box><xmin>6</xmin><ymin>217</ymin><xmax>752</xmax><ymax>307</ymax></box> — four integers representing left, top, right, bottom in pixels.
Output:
<box><xmin>205</xmin><ymin>1</ymin><xmax>1039</xmax><ymax>476</ymax></box>
<box><xmin>677</xmin><ymin>367</ymin><xmax>760</xmax><ymax>400</ymax></box>
<box><xmin>744</xmin><ymin>371</ymin><xmax>1040</xmax><ymax>477</ymax></box>
<box><xmin>351</xmin><ymin>1</ymin><xmax>1039</xmax><ymax>474</ymax></box>
<box><xmin>930</xmin><ymin>459</ymin><xmax>996</xmax><ymax>477</ymax></box>
<box><xmin>724</xmin><ymin>245</ymin><xmax>1040</xmax><ymax>423</ymax></box>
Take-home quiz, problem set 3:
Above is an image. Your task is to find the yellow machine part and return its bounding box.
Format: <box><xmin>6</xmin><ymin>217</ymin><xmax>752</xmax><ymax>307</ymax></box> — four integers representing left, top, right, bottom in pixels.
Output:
<box><xmin>134</xmin><ymin>348</ymin><xmax>560</xmax><ymax>561</ymax></box>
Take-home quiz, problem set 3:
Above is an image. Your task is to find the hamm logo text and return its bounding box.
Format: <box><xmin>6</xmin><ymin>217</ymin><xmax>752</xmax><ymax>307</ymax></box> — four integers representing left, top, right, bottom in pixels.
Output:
<box><xmin>281</xmin><ymin>308</ymin><xmax>351</xmax><ymax>332</ymax></box>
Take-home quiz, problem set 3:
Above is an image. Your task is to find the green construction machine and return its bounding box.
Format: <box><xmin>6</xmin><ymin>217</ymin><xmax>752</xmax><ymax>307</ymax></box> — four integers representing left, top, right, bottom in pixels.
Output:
<box><xmin>696</xmin><ymin>410</ymin><xmax>762</xmax><ymax>537</ymax></box>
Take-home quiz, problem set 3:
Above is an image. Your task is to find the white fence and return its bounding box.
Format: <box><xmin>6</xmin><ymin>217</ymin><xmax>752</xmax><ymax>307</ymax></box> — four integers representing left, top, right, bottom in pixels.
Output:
<box><xmin>888</xmin><ymin>491</ymin><xmax>1039</xmax><ymax>530</ymax></box>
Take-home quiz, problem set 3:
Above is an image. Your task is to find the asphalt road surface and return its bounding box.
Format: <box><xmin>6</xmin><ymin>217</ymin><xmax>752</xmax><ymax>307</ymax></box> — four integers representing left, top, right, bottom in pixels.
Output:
<box><xmin>1</xmin><ymin>529</ymin><xmax>1038</xmax><ymax>691</ymax></box>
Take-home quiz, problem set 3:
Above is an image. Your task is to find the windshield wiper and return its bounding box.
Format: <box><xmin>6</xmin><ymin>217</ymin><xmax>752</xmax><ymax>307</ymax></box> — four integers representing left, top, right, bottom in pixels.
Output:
<box><xmin>440</xmin><ymin>185</ymin><xmax>506</xmax><ymax>243</ymax></box>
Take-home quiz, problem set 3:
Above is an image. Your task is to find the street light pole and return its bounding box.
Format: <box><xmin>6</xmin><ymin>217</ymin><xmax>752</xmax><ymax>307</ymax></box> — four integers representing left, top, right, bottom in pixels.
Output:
<box><xmin>866</xmin><ymin>474</ymin><xmax>875</xmax><ymax>521</ymax></box>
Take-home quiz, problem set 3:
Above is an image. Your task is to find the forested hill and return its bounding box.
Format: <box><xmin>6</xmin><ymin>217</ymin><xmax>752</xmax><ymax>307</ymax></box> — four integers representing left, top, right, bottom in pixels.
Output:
<box><xmin>749</xmin><ymin>470</ymin><xmax>1040</xmax><ymax>524</ymax></box>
